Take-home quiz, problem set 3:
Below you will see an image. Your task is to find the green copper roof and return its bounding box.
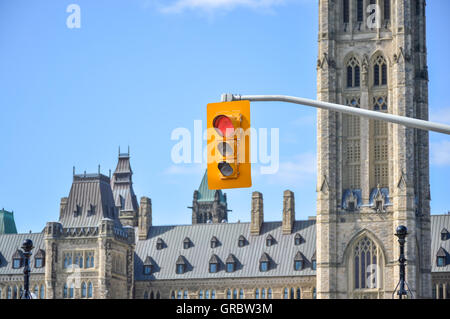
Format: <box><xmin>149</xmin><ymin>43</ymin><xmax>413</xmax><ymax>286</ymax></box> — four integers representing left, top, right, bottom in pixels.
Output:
<box><xmin>197</xmin><ymin>171</ymin><xmax>226</xmax><ymax>203</ymax></box>
<box><xmin>0</xmin><ymin>209</ymin><xmax>18</xmax><ymax>234</ymax></box>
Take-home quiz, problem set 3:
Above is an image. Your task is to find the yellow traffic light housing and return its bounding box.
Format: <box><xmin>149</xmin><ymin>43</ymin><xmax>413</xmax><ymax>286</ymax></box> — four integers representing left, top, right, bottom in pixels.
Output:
<box><xmin>207</xmin><ymin>100</ymin><xmax>251</xmax><ymax>190</ymax></box>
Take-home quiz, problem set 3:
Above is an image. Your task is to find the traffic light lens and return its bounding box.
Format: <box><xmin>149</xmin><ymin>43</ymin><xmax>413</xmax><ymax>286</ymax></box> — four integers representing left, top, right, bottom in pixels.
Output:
<box><xmin>218</xmin><ymin>162</ymin><xmax>234</xmax><ymax>177</ymax></box>
<box><xmin>213</xmin><ymin>115</ymin><xmax>234</xmax><ymax>137</ymax></box>
<box><xmin>217</xmin><ymin>142</ymin><xmax>233</xmax><ymax>156</ymax></box>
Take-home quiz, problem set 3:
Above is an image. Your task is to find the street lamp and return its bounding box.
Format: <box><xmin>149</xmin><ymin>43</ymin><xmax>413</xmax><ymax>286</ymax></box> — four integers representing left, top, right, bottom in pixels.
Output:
<box><xmin>21</xmin><ymin>239</ymin><xmax>34</xmax><ymax>299</ymax></box>
<box><xmin>393</xmin><ymin>226</ymin><xmax>414</xmax><ymax>299</ymax></box>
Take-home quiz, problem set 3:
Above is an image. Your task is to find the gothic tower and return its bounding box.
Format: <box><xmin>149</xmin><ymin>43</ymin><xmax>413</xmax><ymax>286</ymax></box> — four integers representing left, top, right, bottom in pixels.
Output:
<box><xmin>190</xmin><ymin>171</ymin><xmax>228</xmax><ymax>224</ymax></box>
<box><xmin>316</xmin><ymin>0</ymin><xmax>431</xmax><ymax>298</ymax></box>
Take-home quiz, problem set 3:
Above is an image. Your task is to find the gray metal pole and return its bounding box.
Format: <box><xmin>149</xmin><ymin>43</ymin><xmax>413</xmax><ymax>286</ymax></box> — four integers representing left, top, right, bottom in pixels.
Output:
<box><xmin>221</xmin><ymin>94</ymin><xmax>450</xmax><ymax>136</ymax></box>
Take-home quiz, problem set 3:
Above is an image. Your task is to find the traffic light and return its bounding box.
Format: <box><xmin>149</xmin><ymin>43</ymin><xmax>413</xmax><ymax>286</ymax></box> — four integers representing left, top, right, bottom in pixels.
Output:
<box><xmin>207</xmin><ymin>100</ymin><xmax>251</xmax><ymax>190</ymax></box>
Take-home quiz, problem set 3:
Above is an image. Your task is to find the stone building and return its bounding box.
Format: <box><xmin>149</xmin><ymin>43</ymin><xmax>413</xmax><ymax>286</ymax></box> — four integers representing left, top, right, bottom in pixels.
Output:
<box><xmin>0</xmin><ymin>0</ymin><xmax>448</xmax><ymax>300</ymax></box>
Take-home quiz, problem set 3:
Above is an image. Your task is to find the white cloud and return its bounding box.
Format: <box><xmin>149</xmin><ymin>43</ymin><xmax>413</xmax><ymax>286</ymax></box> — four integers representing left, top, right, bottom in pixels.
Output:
<box><xmin>431</xmin><ymin>140</ymin><xmax>450</xmax><ymax>167</ymax></box>
<box><xmin>159</xmin><ymin>0</ymin><xmax>286</xmax><ymax>14</ymax></box>
<box><xmin>430</xmin><ymin>108</ymin><xmax>450</xmax><ymax>125</ymax></box>
<box><xmin>257</xmin><ymin>152</ymin><xmax>316</xmax><ymax>186</ymax></box>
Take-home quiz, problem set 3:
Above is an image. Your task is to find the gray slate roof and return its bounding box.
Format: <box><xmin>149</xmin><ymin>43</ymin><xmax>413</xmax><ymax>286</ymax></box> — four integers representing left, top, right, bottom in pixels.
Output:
<box><xmin>135</xmin><ymin>220</ymin><xmax>316</xmax><ymax>281</ymax></box>
<box><xmin>0</xmin><ymin>232</ymin><xmax>45</xmax><ymax>275</ymax></box>
<box><xmin>59</xmin><ymin>173</ymin><xmax>119</xmax><ymax>228</ymax></box>
<box><xmin>431</xmin><ymin>214</ymin><xmax>450</xmax><ymax>272</ymax></box>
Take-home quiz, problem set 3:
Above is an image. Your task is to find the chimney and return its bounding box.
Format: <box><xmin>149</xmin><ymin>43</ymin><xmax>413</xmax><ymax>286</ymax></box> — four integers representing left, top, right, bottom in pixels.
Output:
<box><xmin>59</xmin><ymin>197</ymin><xmax>68</xmax><ymax>220</ymax></box>
<box><xmin>138</xmin><ymin>197</ymin><xmax>152</xmax><ymax>240</ymax></box>
<box><xmin>282</xmin><ymin>190</ymin><xmax>295</xmax><ymax>234</ymax></box>
<box><xmin>250</xmin><ymin>192</ymin><xmax>264</xmax><ymax>236</ymax></box>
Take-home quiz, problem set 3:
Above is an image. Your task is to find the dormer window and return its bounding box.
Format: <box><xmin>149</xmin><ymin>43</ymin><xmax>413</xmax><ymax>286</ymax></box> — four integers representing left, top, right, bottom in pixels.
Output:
<box><xmin>436</xmin><ymin>247</ymin><xmax>447</xmax><ymax>267</ymax></box>
<box><xmin>259</xmin><ymin>253</ymin><xmax>271</xmax><ymax>272</ymax></box>
<box><xmin>12</xmin><ymin>250</ymin><xmax>23</xmax><ymax>269</ymax></box>
<box><xmin>73</xmin><ymin>205</ymin><xmax>82</xmax><ymax>217</ymax></box>
<box><xmin>294</xmin><ymin>233</ymin><xmax>303</xmax><ymax>246</ymax></box>
<box><xmin>87</xmin><ymin>204</ymin><xmax>96</xmax><ymax>216</ymax></box>
<box><xmin>176</xmin><ymin>255</ymin><xmax>187</xmax><ymax>274</ymax></box>
<box><xmin>156</xmin><ymin>238</ymin><xmax>164</xmax><ymax>250</ymax></box>
<box><xmin>34</xmin><ymin>249</ymin><xmax>45</xmax><ymax>268</ymax></box>
<box><xmin>441</xmin><ymin>229</ymin><xmax>449</xmax><ymax>241</ymax></box>
<box><xmin>143</xmin><ymin>256</ymin><xmax>154</xmax><ymax>275</ymax></box>
<box><xmin>266</xmin><ymin>235</ymin><xmax>275</xmax><ymax>247</ymax></box>
<box><xmin>238</xmin><ymin>235</ymin><xmax>246</xmax><ymax>248</ymax></box>
<box><xmin>209</xmin><ymin>254</ymin><xmax>220</xmax><ymax>273</ymax></box>
<box><xmin>294</xmin><ymin>251</ymin><xmax>306</xmax><ymax>271</ymax></box>
<box><xmin>226</xmin><ymin>254</ymin><xmax>237</xmax><ymax>273</ymax></box>
<box><xmin>183</xmin><ymin>237</ymin><xmax>191</xmax><ymax>250</ymax></box>
<box><xmin>210</xmin><ymin>236</ymin><xmax>219</xmax><ymax>249</ymax></box>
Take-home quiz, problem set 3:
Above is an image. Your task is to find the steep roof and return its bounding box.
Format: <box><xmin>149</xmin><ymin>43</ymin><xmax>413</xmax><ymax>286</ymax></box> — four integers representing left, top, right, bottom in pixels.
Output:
<box><xmin>111</xmin><ymin>153</ymin><xmax>139</xmax><ymax>213</ymax></box>
<box><xmin>0</xmin><ymin>209</ymin><xmax>17</xmax><ymax>234</ymax></box>
<box><xmin>431</xmin><ymin>214</ymin><xmax>450</xmax><ymax>272</ymax></box>
<box><xmin>0</xmin><ymin>232</ymin><xmax>45</xmax><ymax>275</ymax></box>
<box><xmin>135</xmin><ymin>220</ymin><xmax>316</xmax><ymax>281</ymax></box>
<box><xmin>59</xmin><ymin>173</ymin><xmax>120</xmax><ymax>227</ymax></box>
<box><xmin>197</xmin><ymin>171</ymin><xmax>226</xmax><ymax>203</ymax></box>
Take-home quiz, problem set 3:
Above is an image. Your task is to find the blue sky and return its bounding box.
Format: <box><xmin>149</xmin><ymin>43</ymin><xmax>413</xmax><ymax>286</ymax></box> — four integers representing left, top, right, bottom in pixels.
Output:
<box><xmin>0</xmin><ymin>0</ymin><xmax>449</xmax><ymax>233</ymax></box>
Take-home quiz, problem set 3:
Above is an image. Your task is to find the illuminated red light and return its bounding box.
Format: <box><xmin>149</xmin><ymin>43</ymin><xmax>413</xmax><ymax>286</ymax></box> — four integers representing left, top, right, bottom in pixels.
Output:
<box><xmin>213</xmin><ymin>115</ymin><xmax>234</xmax><ymax>137</ymax></box>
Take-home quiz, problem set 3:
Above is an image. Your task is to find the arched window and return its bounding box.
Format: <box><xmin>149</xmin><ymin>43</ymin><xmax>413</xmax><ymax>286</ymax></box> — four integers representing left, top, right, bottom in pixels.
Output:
<box><xmin>88</xmin><ymin>282</ymin><xmax>93</xmax><ymax>298</ymax></box>
<box><xmin>211</xmin><ymin>290</ymin><xmax>216</xmax><ymax>299</ymax></box>
<box><xmin>233</xmin><ymin>289</ymin><xmax>238</xmax><ymax>299</ymax></box>
<box><xmin>183</xmin><ymin>290</ymin><xmax>188</xmax><ymax>299</ymax></box>
<box><xmin>177</xmin><ymin>290</ymin><xmax>182</xmax><ymax>299</ymax></box>
<box><xmin>7</xmin><ymin>286</ymin><xmax>12</xmax><ymax>299</ymax></box>
<box><xmin>150</xmin><ymin>291</ymin><xmax>155</xmax><ymax>299</ymax></box>
<box><xmin>33</xmin><ymin>285</ymin><xmax>39</xmax><ymax>298</ymax></box>
<box><xmin>239</xmin><ymin>289</ymin><xmax>244</xmax><ymax>299</ymax></box>
<box><xmin>171</xmin><ymin>291</ymin><xmax>175</xmax><ymax>299</ymax></box>
<box><xmin>373</xmin><ymin>55</ymin><xmax>387</xmax><ymax>86</ymax></box>
<box><xmin>268</xmin><ymin>288</ymin><xmax>272</xmax><ymax>299</ymax></box>
<box><xmin>283</xmin><ymin>288</ymin><xmax>288</xmax><ymax>299</ymax></box>
<box><xmin>255</xmin><ymin>289</ymin><xmax>259</xmax><ymax>299</ymax></box>
<box><xmin>205</xmin><ymin>290</ymin><xmax>210</xmax><ymax>299</ymax></box>
<box><xmin>40</xmin><ymin>284</ymin><xmax>45</xmax><ymax>299</ymax></box>
<box><xmin>261</xmin><ymin>288</ymin><xmax>266</xmax><ymax>299</ymax></box>
<box><xmin>290</xmin><ymin>288</ymin><xmax>294</xmax><ymax>299</ymax></box>
<box><xmin>353</xmin><ymin>236</ymin><xmax>379</xmax><ymax>294</ymax></box>
<box><xmin>227</xmin><ymin>289</ymin><xmax>231</xmax><ymax>299</ymax></box>
<box><xmin>156</xmin><ymin>291</ymin><xmax>161</xmax><ymax>299</ymax></box>
<box><xmin>346</xmin><ymin>57</ymin><xmax>360</xmax><ymax>88</ymax></box>
<box><xmin>63</xmin><ymin>284</ymin><xmax>68</xmax><ymax>298</ymax></box>
<box><xmin>86</xmin><ymin>251</ymin><xmax>95</xmax><ymax>268</ymax></box>
<box><xmin>198</xmin><ymin>290</ymin><xmax>203</xmax><ymax>299</ymax></box>
<box><xmin>13</xmin><ymin>286</ymin><xmax>18</xmax><ymax>299</ymax></box>
<box><xmin>81</xmin><ymin>282</ymin><xmax>87</xmax><ymax>298</ymax></box>
<box><xmin>296</xmin><ymin>288</ymin><xmax>301</xmax><ymax>299</ymax></box>
<box><xmin>313</xmin><ymin>287</ymin><xmax>317</xmax><ymax>299</ymax></box>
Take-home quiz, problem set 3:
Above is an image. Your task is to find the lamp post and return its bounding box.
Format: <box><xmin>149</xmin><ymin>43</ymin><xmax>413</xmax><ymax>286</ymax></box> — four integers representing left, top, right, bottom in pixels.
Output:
<box><xmin>21</xmin><ymin>239</ymin><xmax>34</xmax><ymax>299</ymax></box>
<box><xmin>393</xmin><ymin>225</ymin><xmax>413</xmax><ymax>299</ymax></box>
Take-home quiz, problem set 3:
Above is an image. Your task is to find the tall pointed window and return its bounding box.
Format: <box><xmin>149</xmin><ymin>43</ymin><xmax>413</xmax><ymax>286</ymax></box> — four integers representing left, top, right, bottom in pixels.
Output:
<box><xmin>373</xmin><ymin>55</ymin><xmax>387</xmax><ymax>86</ymax></box>
<box><xmin>343</xmin><ymin>98</ymin><xmax>361</xmax><ymax>190</ymax></box>
<box><xmin>343</xmin><ymin>0</ymin><xmax>350</xmax><ymax>24</ymax></box>
<box><xmin>346</xmin><ymin>57</ymin><xmax>361</xmax><ymax>88</ymax></box>
<box><xmin>372</xmin><ymin>96</ymin><xmax>389</xmax><ymax>188</ymax></box>
<box><xmin>356</xmin><ymin>0</ymin><xmax>364</xmax><ymax>22</ymax></box>
<box><xmin>352</xmin><ymin>236</ymin><xmax>381</xmax><ymax>298</ymax></box>
<box><xmin>383</xmin><ymin>0</ymin><xmax>390</xmax><ymax>21</ymax></box>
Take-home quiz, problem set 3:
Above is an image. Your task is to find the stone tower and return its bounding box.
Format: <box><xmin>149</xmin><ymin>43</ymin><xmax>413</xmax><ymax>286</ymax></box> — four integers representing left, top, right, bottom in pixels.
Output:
<box><xmin>190</xmin><ymin>171</ymin><xmax>228</xmax><ymax>224</ymax></box>
<box><xmin>316</xmin><ymin>0</ymin><xmax>431</xmax><ymax>298</ymax></box>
